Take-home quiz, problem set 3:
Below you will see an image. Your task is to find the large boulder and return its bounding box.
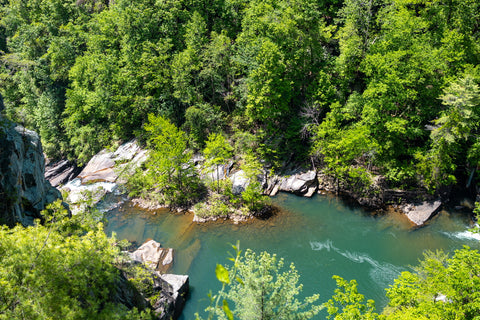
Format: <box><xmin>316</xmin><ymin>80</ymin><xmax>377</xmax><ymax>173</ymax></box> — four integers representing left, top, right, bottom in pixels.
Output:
<box><xmin>113</xmin><ymin>270</ymin><xmax>149</xmax><ymax>311</ymax></box>
<box><xmin>77</xmin><ymin>140</ymin><xmax>148</xmax><ymax>184</ymax></box>
<box><xmin>266</xmin><ymin>170</ymin><xmax>318</xmax><ymax>197</ymax></box>
<box><xmin>230</xmin><ymin>170</ymin><xmax>249</xmax><ymax>194</ymax></box>
<box><xmin>0</xmin><ymin>118</ymin><xmax>61</xmax><ymax>226</ymax></box>
<box><xmin>130</xmin><ymin>239</ymin><xmax>174</xmax><ymax>273</ymax></box>
<box><xmin>152</xmin><ymin>273</ymin><xmax>189</xmax><ymax>320</ymax></box>
<box><xmin>113</xmin><ymin>267</ymin><xmax>189</xmax><ymax>320</ymax></box>
<box><xmin>125</xmin><ymin>240</ymin><xmax>189</xmax><ymax>320</ymax></box>
<box><xmin>403</xmin><ymin>200</ymin><xmax>442</xmax><ymax>226</ymax></box>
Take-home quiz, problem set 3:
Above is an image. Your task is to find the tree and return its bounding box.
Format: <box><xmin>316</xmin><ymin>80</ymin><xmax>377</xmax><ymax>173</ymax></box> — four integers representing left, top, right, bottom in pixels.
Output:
<box><xmin>240</xmin><ymin>153</ymin><xmax>270</xmax><ymax>212</ymax></box>
<box><xmin>384</xmin><ymin>247</ymin><xmax>480</xmax><ymax>320</ymax></box>
<box><xmin>199</xmin><ymin>246</ymin><xmax>322</xmax><ymax>320</ymax></box>
<box><xmin>128</xmin><ymin>114</ymin><xmax>203</xmax><ymax>208</ymax></box>
<box><xmin>0</xmin><ymin>203</ymin><xmax>151</xmax><ymax>320</ymax></box>
<box><xmin>184</xmin><ymin>103</ymin><xmax>226</xmax><ymax>149</ymax></box>
<box><xmin>325</xmin><ymin>276</ymin><xmax>381</xmax><ymax>320</ymax></box>
<box><xmin>416</xmin><ymin>75</ymin><xmax>480</xmax><ymax>191</ymax></box>
<box><xmin>203</xmin><ymin>133</ymin><xmax>233</xmax><ymax>191</ymax></box>
<box><xmin>336</xmin><ymin>0</ymin><xmax>379</xmax><ymax>83</ymax></box>
<box><xmin>171</xmin><ymin>11</ymin><xmax>208</xmax><ymax>105</ymax></box>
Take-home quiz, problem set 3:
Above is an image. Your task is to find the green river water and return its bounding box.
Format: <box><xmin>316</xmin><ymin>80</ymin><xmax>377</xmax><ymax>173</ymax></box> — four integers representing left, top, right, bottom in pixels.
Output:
<box><xmin>105</xmin><ymin>192</ymin><xmax>480</xmax><ymax>319</ymax></box>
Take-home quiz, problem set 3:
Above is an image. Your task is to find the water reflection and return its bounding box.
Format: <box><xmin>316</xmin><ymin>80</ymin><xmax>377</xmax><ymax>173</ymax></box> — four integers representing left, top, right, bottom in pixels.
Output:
<box><xmin>105</xmin><ymin>192</ymin><xmax>479</xmax><ymax>318</ymax></box>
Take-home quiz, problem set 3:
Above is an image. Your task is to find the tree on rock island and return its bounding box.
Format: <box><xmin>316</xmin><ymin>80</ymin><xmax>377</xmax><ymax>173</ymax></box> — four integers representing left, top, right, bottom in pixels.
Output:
<box><xmin>127</xmin><ymin>114</ymin><xmax>203</xmax><ymax>208</ymax></box>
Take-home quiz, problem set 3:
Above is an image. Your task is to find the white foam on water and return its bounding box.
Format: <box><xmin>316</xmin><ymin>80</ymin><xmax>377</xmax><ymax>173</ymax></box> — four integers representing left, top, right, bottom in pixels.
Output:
<box><xmin>64</xmin><ymin>178</ymin><xmax>117</xmax><ymax>193</ymax></box>
<box><xmin>310</xmin><ymin>239</ymin><xmax>334</xmax><ymax>252</ymax></box>
<box><xmin>441</xmin><ymin>223</ymin><xmax>480</xmax><ymax>242</ymax></box>
<box><xmin>451</xmin><ymin>230</ymin><xmax>480</xmax><ymax>241</ymax></box>
<box><xmin>63</xmin><ymin>178</ymin><xmax>118</xmax><ymax>205</ymax></box>
<box><xmin>310</xmin><ymin>239</ymin><xmax>403</xmax><ymax>288</ymax></box>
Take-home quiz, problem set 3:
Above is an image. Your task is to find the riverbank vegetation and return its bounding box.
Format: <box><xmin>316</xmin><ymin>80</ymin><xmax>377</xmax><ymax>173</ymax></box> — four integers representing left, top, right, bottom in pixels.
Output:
<box><xmin>2</xmin><ymin>0</ymin><xmax>479</xmax><ymax>200</ymax></box>
<box><xmin>0</xmin><ymin>200</ymin><xmax>154</xmax><ymax>319</ymax></box>
<box><xmin>126</xmin><ymin>114</ymin><xmax>270</xmax><ymax>218</ymax></box>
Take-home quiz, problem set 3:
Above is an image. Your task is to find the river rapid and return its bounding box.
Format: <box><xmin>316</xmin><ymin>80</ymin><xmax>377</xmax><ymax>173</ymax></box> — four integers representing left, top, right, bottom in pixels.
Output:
<box><xmin>104</xmin><ymin>192</ymin><xmax>480</xmax><ymax>319</ymax></box>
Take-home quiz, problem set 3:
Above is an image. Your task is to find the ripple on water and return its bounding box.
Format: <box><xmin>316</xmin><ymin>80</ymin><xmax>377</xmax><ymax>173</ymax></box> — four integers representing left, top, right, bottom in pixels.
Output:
<box><xmin>310</xmin><ymin>239</ymin><xmax>404</xmax><ymax>290</ymax></box>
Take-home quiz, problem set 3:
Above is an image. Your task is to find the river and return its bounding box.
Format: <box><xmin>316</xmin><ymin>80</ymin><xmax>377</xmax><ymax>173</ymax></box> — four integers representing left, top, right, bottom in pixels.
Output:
<box><xmin>104</xmin><ymin>192</ymin><xmax>480</xmax><ymax>319</ymax></box>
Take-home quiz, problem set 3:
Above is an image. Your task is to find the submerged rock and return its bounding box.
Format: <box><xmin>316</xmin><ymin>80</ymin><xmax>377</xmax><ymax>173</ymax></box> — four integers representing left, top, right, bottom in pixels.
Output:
<box><xmin>0</xmin><ymin>119</ymin><xmax>61</xmax><ymax>226</ymax></box>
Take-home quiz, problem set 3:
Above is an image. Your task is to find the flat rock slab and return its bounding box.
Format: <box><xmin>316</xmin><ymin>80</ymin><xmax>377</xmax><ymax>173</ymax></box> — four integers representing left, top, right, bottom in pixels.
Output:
<box><xmin>405</xmin><ymin>200</ymin><xmax>442</xmax><ymax>226</ymax></box>
<box><xmin>78</xmin><ymin>139</ymin><xmax>146</xmax><ymax>183</ymax></box>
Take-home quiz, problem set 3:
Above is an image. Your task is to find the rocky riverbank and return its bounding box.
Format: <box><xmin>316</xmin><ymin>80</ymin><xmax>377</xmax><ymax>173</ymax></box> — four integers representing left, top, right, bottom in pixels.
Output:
<box><xmin>49</xmin><ymin>139</ymin><xmax>451</xmax><ymax>228</ymax></box>
<box><xmin>125</xmin><ymin>239</ymin><xmax>189</xmax><ymax>320</ymax></box>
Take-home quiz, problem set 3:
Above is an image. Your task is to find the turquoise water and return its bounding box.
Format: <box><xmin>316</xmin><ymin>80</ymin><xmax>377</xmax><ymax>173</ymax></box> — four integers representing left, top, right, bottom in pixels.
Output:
<box><xmin>105</xmin><ymin>193</ymin><xmax>480</xmax><ymax>318</ymax></box>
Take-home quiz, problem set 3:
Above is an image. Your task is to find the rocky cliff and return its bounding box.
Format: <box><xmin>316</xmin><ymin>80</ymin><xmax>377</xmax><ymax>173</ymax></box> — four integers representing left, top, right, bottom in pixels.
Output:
<box><xmin>0</xmin><ymin>117</ymin><xmax>61</xmax><ymax>226</ymax></box>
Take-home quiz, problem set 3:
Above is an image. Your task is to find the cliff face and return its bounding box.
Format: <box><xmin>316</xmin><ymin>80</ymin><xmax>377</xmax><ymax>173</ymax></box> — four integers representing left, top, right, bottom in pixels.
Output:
<box><xmin>0</xmin><ymin>117</ymin><xmax>61</xmax><ymax>226</ymax></box>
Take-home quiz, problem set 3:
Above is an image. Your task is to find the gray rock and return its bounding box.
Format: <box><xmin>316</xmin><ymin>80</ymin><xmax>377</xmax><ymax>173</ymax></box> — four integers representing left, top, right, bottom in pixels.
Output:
<box><xmin>124</xmin><ymin>243</ymin><xmax>188</xmax><ymax>320</ymax></box>
<box><xmin>113</xmin><ymin>270</ymin><xmax>148</xmax><ymax>311</ymax></box>
<box><xmin>44</xmin><ymin>159</ymin><xmax>82</xmax><ymax>187</ymax></box>
<box><xmin>274</xmin><ymin>170</ymin><xmax>318</xmax><ymax>195</ymax></box>
<box><xmin>152</xmin><ymin>273</ymin><xmax>189</xmax><ymax>320</ymax></box>
<box><xmin>131</xmin><ymin>240</ymin><xmax>174</xmax><ymax>273</ymax></box>
<box><xmin>404</xmin><ymin>200</ymin><xmax>442</xmax><ymax>226</ymax></box>
<box><xmin>77</xmin><ymin>139</ymin><xmax>146</xmax><ymax>183</ymax></box>
<box><xmin>0</xmin><ymin>119</ymin><xmax>61</xmax><ymax>226</ymax></box>
<box><xmin>231</xmin><ymin>170</ymin><xmax>249</xmax><ymax>194</ymax></box>
<box><xmin>304</xmin><ymin>185</ymin><xmax>318</xmax><ymax>197</ymax></box>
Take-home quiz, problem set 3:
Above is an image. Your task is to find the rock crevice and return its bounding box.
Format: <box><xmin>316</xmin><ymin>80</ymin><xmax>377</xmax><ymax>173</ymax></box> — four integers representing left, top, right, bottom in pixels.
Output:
<box><xmin>0</xmin><ymin>118</ymin><xmax>61</xmax><ymax>226</ymax></box>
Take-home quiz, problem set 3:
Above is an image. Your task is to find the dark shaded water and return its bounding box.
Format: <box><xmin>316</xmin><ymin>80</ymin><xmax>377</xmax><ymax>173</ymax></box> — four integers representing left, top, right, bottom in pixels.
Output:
<box><xmin>105</xmin><ymin>193</ymin><xmax>479</xmax><ymax>318</ymax></box>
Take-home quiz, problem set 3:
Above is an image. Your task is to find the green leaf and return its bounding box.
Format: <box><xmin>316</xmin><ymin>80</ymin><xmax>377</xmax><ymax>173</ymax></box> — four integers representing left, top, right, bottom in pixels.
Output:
<box><xmin>222</xmin><ymin>299</ymin><xmax>234</xmax><ymax>320</ymax></box>
<box><xmin>236</xmin><ymin>276</ymin><xmax>244</xmax><ymax>286</ymax></box>
<box><xmin>216</xmin><ymin>264</ymin><xmax>230</xmax><ymax>284</ymax></box>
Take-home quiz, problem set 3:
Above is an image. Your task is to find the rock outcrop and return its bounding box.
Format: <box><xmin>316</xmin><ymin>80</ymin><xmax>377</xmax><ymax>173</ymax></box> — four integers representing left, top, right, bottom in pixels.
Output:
<box><xmin>45</xmin><ymin>159</ymin><xmax>82</xmax><ymax>187</ymax></box>
<box><xmin>231</xmin><ymin>170</ymin><xmax>249</xmax><ymax>194</ymax></box>
<box><xmin>265</xmin><ymin>170</ymin><xmax>318</xmax><ymax>197</ymax></box>
<box><xmin>126</xmin><ymin>239</ymin><xmax>189</xmax><ymax>320</ymax></box>
<box><xmin>152</xmin><ymin>273</ymin><xmax>189</xmax><ymax>320</ymax></box>
<box><xmin>60</xmin><ymin>140</ymin><xmax>148</xmax><ymax>214</ymax></box>
<box><xmin>0</xmin><ymin>118</ymin><xmax>61</xmax><ymax>226</ymax></box>
<box><xmin>77</xmin><ymin>140</ymin><xmax>148</xmax><ymax>184</ymax></box>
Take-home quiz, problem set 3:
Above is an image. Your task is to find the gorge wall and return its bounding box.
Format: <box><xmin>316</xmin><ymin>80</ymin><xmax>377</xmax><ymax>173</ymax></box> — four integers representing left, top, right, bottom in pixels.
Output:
<box><xmin>0</xmin><ymin>116</ymin><xmax>61</xmax><ymax>226</ymax></box>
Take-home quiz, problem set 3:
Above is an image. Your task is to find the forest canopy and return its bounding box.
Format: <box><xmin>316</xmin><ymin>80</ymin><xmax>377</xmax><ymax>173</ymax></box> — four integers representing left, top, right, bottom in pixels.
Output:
<box><xmin>1</xmin><ymin>0</ymin><xmax>479</xmax><ymax>192</ymax></box>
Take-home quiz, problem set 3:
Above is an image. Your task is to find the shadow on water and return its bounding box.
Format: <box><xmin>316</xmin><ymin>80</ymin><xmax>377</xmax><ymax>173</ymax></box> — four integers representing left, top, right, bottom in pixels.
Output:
<box><xmin>105</xmin><ymin>192</ymin><xmax>480</xmax><ymax>319</ymax></box>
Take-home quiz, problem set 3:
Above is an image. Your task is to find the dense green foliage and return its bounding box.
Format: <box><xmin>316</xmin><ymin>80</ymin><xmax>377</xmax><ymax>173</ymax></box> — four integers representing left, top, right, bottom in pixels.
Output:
<box><xmin>127</xmin><ymin>114</ymin><xmax>203</xmax><ymax>208</ymax></box>
<box><xmin>2</xmin><ymin>0</ymin><xmax>479</xmax><ymax>192</ymax></box>
<box><xmin>0</xmin><ymin>200</ymin><xmax>151</xmax><ymax>320</ymax></box>
<box><xmin>384</xmin><ymin>247</ymin><xmax>480</xmax><ymax>320</ymax></box>
<box><xmin>325</xmin><ymin>275</ymin><xmax>380</xmax><ymax>319</ymax></box>
<box><xmin>129</xmin><ymin>115</ymin><xmax>269</xmax><ymax>216</ymax></box>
